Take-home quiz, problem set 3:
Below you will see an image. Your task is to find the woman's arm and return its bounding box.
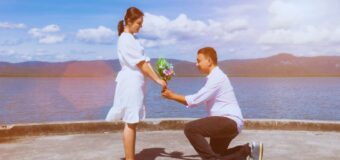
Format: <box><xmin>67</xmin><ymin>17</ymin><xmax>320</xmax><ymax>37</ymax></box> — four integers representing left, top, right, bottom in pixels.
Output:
<box><xmin>137</xmin><ymin>60</ymin><xmax>167</xmax><ymax>88</ymax></box>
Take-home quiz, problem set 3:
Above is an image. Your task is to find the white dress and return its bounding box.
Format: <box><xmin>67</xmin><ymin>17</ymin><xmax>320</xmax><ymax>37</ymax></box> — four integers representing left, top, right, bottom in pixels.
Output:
<box><xmin>105</xmin><ymin>32</ymin><xmax>150</xmax><ymax>123</ymax></box>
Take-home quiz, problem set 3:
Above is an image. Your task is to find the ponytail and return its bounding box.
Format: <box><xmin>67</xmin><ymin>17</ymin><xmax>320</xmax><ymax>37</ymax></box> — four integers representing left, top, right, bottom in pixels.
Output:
<box><xmin>117</xmin><ymin>20</ymin><xmax>124</xmax><ymax>36</ymax></box>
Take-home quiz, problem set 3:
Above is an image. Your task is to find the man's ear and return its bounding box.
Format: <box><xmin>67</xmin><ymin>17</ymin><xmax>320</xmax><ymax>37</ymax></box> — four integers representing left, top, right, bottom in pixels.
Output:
<box><xmin>207</xmin><ymin>57</ymin><xmax>213</xmax><ymax>66</ymax></box>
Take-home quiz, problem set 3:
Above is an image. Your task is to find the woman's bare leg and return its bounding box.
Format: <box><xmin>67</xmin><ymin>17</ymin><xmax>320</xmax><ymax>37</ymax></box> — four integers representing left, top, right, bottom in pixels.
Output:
<box><xmin>123</xmin><ymin>123</ymin><xmax>137</xmax><ymax>160</ymax></box>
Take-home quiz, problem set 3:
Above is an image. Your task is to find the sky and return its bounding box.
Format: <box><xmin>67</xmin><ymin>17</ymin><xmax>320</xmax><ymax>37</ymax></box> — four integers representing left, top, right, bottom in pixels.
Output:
<box><xmin>1</xmin><ymin>0</ymin><xmax>340</xmax><ymax>63</ymax></box>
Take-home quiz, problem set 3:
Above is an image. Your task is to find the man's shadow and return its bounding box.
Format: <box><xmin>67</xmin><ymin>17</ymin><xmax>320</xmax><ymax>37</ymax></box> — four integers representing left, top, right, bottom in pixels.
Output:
<box><xmin>120</xmin><ymin>147</ymin><xmax>200</xmax><ymax>160</ymax></box>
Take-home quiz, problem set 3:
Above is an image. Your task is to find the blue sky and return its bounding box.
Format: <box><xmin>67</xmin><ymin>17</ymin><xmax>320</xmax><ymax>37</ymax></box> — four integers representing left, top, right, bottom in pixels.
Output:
<box><xmin>1</xmin><ymin>0</ymin><xmax>340</xmax><ymax>62</ymax></box>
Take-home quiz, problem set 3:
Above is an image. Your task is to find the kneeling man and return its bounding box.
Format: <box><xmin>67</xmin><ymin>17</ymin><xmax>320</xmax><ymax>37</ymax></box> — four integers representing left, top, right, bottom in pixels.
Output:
<box><xmin>162</xmin><ymin>47</ymin><xmax>263</xmax><ymax>160</ymax></box>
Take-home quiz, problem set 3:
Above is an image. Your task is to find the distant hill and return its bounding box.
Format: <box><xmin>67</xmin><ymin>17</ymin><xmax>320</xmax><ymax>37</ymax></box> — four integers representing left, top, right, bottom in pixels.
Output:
<box><xmin>220</xmin><ymin>53</ymin><xmax>340</xmax><ymax>76</ymax></box>
<box><xmin>0</xmin><ymin>60</ymin><xmax>119</xmax><ymax>77</ymax></box>
<box><xmin>0</xmin><ymin>53</ymin><xmax>340</xmax><ymax>77</ymax></box>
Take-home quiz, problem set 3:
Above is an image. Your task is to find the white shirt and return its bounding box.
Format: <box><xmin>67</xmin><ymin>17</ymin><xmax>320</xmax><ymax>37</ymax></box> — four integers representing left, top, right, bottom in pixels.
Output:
<box><xmin>115</xmin><ymin>32</ymin><xmax>150</xmax><ymax>84</ymax></box>
<box><xmin>185</xmin><ymin>67</ymin><xmax>244</xmax><ymax>132</ymax></box>
<box><xmin>117</xmin><ymin>32</ymin><xmax>150</xmax><ymax>72</ymax></box>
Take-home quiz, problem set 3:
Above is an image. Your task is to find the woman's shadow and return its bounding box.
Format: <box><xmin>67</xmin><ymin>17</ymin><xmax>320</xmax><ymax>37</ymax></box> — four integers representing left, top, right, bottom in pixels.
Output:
<box><xmin>120</xmin><ymin>147</ymin><xmax>200</xmax><ymax>160</ymax></box>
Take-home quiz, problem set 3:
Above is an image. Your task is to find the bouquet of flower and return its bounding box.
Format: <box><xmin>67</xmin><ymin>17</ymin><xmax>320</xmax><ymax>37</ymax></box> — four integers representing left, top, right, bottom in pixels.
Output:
<box><xmin>155</xmin><ymin>58</ymin><xmax>175</xmax><ymax>81</ymax></box>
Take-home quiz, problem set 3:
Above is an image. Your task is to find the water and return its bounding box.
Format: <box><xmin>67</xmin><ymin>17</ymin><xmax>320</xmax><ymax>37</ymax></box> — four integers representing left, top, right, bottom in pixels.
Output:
<box><xmin>0</xmin><ymin>77</ymin><xmax>339</xmax><ymax>124</ymax></box>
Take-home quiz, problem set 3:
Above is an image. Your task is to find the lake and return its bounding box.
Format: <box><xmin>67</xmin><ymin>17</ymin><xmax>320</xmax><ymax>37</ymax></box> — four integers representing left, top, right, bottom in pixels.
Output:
<box><xmin>0</xmin><ymin>77</ymin><xmax>339</xmax><ymax>124</ymax></box>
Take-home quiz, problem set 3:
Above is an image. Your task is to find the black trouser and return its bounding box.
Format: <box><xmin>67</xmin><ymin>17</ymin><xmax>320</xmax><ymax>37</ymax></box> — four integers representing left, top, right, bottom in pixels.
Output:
<box><xmin>184</xmin><ymin>116</ymin><xmax>249</xmax><ymax>160</ymax></box>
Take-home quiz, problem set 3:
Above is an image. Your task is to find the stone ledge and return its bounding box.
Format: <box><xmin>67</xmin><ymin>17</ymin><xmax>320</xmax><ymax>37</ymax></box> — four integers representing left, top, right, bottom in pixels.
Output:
<box><xmin>1</xmin><ymin>118</ymin><xmax>339</xmax><ymax>138</ymax></box>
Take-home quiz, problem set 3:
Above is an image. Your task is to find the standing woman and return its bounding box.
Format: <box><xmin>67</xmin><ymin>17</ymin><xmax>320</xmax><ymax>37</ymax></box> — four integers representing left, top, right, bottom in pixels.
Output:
<box><xmin>106</xmin><ymin>7</ymin><xmax>167</xmax><ymax>160</ymax></box>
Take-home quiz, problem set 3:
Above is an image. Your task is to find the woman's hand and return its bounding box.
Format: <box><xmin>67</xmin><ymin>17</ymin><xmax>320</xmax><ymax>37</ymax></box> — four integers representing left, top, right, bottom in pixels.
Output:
<box><xmin>157</xmin><ymin>79</ymin><xmax>167</xmax><ymax>91</ymax></box>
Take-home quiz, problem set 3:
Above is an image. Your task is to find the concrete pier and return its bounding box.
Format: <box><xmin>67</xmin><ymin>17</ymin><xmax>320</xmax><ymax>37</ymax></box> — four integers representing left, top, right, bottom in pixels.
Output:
<box><xmin>1</xmin><ymin>119</ymin><xmax>340</xmax><ymax>160</ymax></box>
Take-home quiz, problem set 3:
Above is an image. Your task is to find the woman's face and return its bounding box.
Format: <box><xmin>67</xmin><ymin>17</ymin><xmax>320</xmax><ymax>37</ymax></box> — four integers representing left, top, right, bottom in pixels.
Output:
<box><xmin>128</xmin><ymin>16</ymin><xmax>143</xmax><ymax>34</ymax></box>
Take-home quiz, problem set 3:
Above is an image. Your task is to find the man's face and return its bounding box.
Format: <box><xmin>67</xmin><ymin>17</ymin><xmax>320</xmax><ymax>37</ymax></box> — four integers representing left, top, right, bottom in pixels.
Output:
<box><xmin>196</xmin><ymin>53</ymin><xmax>211</xmax><ymax>74</ymax></box>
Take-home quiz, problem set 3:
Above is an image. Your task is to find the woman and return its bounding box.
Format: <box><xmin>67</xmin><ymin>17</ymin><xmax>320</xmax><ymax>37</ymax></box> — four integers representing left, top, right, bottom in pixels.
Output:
<box><xmin>105</xmin><ymin>7</ymin><xmax>167</xmax><ymax>160</ymax></box>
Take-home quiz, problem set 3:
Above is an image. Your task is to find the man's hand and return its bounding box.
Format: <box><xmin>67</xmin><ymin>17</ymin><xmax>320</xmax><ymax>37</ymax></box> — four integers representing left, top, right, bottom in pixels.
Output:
<box><xmin>161</xmin><ymin>88</ymin><xmax>188</xmax><ymax>106</ymax></box>
<box><xmin>162</xmin><ymin>88</ymin><xmax>174</xmax><ymax>99</ymax></box>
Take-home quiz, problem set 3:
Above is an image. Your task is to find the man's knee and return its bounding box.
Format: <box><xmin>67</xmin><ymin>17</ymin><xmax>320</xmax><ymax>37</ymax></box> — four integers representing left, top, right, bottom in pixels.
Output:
<box><xmin>184</xmin><ymin>121</ymin><xmax>196</xmax><ymax>135</ymax></box>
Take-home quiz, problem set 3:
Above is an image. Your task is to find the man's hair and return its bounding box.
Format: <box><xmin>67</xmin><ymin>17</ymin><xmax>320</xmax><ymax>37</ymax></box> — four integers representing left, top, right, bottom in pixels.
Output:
<box><xmin>197</xmin><ymin>47</ymin><xmax>218</xmax><ymax>65</ymax></box>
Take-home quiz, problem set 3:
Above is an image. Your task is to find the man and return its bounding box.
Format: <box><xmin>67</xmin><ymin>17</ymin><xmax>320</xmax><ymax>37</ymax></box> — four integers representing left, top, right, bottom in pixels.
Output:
<box><xmin>162</xmin><ymin>47</ymin><xmax>263</xmax><ymax>160</ymax></box>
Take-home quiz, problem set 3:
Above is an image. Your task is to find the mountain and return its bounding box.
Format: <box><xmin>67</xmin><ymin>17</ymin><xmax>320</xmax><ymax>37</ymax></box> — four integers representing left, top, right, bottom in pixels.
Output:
<box><xmin>0</xmin><ymin>53</ymin><xmax>340</xmax><ymax>77</ymax></box>
<box><xmin>219</xmin><ymin>53</ymin><xmax>340</xmax><ymax>76</ymax></box>
<box><xmin>0</xmin><ymin>60</ymin><xmax>120</xmax><ymax>77</ymax></box>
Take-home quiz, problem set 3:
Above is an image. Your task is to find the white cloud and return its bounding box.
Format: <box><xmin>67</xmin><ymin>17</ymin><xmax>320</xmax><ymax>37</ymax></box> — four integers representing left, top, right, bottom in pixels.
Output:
<box><xmin>76</xmin><ymin>26</ymin><xmax>115</xmax><ymax>44</ymax></box>
<box><xmin>0</xmin><ymin>49</ymin><xmax>18</xmax><ymax>56</ymax></box>
<box><xmin>55</xmin><ymin>54</ymin><xmax>67</xmax><ymax>60</ymax></box>
<box><xmin>258</xmin><ymin>26</ymin><xmax>331</xmax><ymax>45</ymax></box>
<box><xmin>28</xmin><ymin>24</ymin><xmax>64</xmax><ymax>44</ymax></box>
<box><xmin>96</xmin><ymin>56</ymin><xmax>104</xmax><ymax>60</ymax></box>
<box><xmin>28</xmin><ymin>25</ymin><xmax>60</xmax><ymax>37</ymax></box>
<box><xmin>141</xmin><ymin>13</ymin><xmax>170</xmax><ymax>39</ymax></box>
<box><xmin>169</xmin><ymin>14</ymin><xmax>207</xmax><ymax>37</ymax></box>
<box><xmin>142</xmin><ymin>13</ymin><xmax>208</xmax><ymax>38</ymax></box>
<box><xmin>34</xmin><ymin>49</ymin><xmax>49</xmax><ymax>56</ymax></box>
<box><xmin>0</xmin><ymin>49</ymin><xmax>35</xmax><ymax>61</ymax></box>
<box><xmin>331</xmin><ymin>28</ymin><xmax>340</xmax><ymax>43</ymax></box>
<box><xmin>259</xmin><ymin>0</ymin><xmax>340</xmax><ymax>46</ymax></box>
<box><xmin>41</xmin><ymin>24</ymin><xmax>60</xmax><ymax>32</ymax></box>
<box><xmin>28</xmin><ymin>28</ymin><xmax>43</xmax><ymax>37</ymax></box>
<box><xmin>20</xmin><ymin>55</ymin><xmax>33</xmax><ymax>61</ymax></box>
<box><xmin>207</xmin><ymin>19</ymin><xmax>249</xmax><ymax>41</ymax></box>
<box><xmin>0</xmin><ymin>22</ymin><xmax>26</xmax><ymax>29</ymax></box>
<box><xmin>0</xmin><ymin>39</ymin><xmax>23</xmax><ymax>46</ymax></box>
<box><xmin>39</xmin><ymin>35</ymin><xmax>64</xmax><ymax>44</ymax></box>
<box><xmin>139</xmin><ymin>38</ymin><xmax>177</xmax><ymax>48</ymax></box>
<box><xmin>141</xmin><ymin>12</ymin><xmax>250</xmax><ymax>48</ymax></box>
<box><xmin>261</xmin><ymin>45</ymin><xmax>273</xmax><ymax>51</ymax></box>
<box><xmin>214</xmin><ymin>4</ymin><xmax>259</xmax><ymax>16</ymax></box>
<box><xmin>268</xmin><ymin>0</ymin><xmax>302</xmax><ymax>29</ymax></box>
<box><xmin>268</xmin><ymin>0</ymin><xmax>339</xmax><ymax>29</ymax></box>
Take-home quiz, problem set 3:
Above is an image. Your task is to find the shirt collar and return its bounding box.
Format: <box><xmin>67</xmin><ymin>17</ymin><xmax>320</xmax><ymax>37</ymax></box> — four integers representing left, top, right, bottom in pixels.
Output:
<box><xmin>207</xmin><ymin>66</ymin><xmax>220</xmax><ymax>79</ymax></box>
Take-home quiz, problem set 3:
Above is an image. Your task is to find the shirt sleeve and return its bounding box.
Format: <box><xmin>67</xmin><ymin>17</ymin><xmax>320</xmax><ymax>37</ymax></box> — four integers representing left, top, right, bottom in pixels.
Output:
<box><xmin>184</xmin><ymin>80</ymin><xmax>220</xmax><ymax>108</ymax></box>
<box><xmin>121</xmin><ymin>35</ymin><xmax>150</xmax><ymax>66</ymax></box>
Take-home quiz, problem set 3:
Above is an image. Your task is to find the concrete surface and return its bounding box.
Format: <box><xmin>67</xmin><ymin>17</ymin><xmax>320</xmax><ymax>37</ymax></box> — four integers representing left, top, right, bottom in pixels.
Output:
<box><xmin>1</xmin><ymin>119</ymin><xmax>340</xmax><ymax>138</ymax></box>
<box><xmin>1</xmin><ymin>130</ymin><xmax>340</xmax><ymax>160</ymax></box>
<box><xmin>1</xmin><ymin>119</ymin><xmax>340</xmax><ymax>160</ymax></box>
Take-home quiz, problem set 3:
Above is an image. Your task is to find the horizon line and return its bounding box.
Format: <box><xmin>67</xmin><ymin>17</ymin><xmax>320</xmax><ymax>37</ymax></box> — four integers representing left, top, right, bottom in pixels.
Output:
<box><xmin>2</xmin><ymin>53</ymin><xmax>340</xmax><ymax>64</ymax></box>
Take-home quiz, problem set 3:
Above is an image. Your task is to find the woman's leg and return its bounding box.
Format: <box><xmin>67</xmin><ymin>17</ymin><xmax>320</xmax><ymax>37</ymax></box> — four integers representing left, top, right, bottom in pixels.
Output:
<box><xmin>123</xmin><ymin>123</ymin><xmax>137</xmax><ymax>160</ymax></box>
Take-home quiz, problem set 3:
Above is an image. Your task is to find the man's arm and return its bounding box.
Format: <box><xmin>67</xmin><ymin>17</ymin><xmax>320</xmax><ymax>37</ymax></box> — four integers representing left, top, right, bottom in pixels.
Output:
<box><xmin>162</xmin><ymin>79</ymin><xmax>220</xmax><ymax>107</ymax></box>
<box><xmin>162</xmin><ymin>89</ymin><xmax>188</xmax><ymax>106</ymax></box>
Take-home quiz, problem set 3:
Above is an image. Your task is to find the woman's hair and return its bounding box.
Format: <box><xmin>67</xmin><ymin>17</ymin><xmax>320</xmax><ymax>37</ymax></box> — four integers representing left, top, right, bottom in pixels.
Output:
<box><xmin>117</xmin><ymin>7</ymin><xmax>144</xmax><ymax>36</ymax></box>
<box><xmin>197</xmin><ymin>47</ymin><xmax>218</xmax><ymax>65</ymax></box>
